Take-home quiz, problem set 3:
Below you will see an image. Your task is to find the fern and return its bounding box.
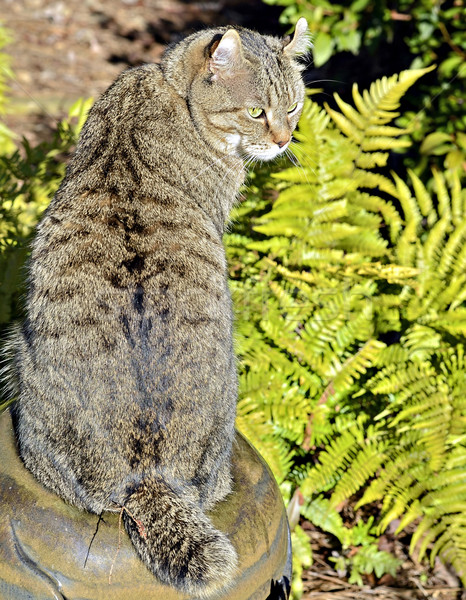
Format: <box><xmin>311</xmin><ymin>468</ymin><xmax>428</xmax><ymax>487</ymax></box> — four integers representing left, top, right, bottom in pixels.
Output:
<box><xmin>0</xmin><ymin>24</ymin><xmax>15</xmax><ymax>152</ymax></box>
<box><xmin>227</xmin><ymin>65</ymin><xmax>466</xmax><ymax>588</ymax></box>
<box><xmin>302</xmin><ymin>498</ymin><xmax>401</xmax><ymax>587</ymax></box>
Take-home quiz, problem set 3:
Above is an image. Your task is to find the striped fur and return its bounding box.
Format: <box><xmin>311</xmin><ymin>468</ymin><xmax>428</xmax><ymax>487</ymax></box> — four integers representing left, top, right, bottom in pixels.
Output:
<box><xmin>11</xmin><ymin>20</ymin><xmax>309</xmax><ymax>597</ymax></box>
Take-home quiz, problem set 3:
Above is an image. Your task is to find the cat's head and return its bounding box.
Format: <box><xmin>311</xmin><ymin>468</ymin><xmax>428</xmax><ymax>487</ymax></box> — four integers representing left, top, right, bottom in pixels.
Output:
<box><xmin>162</xmin><ymin>20</ymin><xmax>311</xmax><ymax>161</ymax></box>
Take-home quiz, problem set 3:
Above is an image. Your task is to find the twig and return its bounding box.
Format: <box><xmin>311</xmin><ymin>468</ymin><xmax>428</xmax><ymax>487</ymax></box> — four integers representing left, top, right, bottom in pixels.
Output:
<box><xmin>409</xmin><ymin>576</ymin><xmax>429</xmax><ymax>598</ymax></box>
<box><xmin>122</xmin><ymin>506</ymin><xmax>147</xmax><ymax>540</ymax></box>
<box><xmin>84</xmin><ymin>512</ymin><xmax>104</xmax><ymax>568</ymax></box>
<box><xmin>108</xmin><ymin>506</ymin><xmax>125</xmax><ymax>584</ymax></box>
<box><xmin>307</xmin><ymin>571</ymin><xmax>361</xmax><ymax>589</ymax></box>
<box><xmin>305</xmin><ymin>580</ymin><xmax>463</xmax><ymax>599</ymax></box>
<box><xmin>108</xmin><ymin>505</ymin><xmax>147</xmax><ymax>584</ymax></box>
<box><xmin>438</xmin><ymin>22</ymin><xmax>466</xmax><ymax>60</ymax></box>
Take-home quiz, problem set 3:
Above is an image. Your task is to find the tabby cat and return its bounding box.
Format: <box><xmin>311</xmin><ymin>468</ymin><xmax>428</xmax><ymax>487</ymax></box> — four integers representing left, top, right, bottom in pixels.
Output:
<box><xmin>11</xmin><ymin>19</ymin><xmax>310</xmax><ymax>597</ymax></box>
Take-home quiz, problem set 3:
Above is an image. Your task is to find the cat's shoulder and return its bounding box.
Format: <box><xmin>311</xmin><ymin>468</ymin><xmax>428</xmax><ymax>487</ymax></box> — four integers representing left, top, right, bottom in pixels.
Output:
<box><xmin>90</xmin><ymin>62</ymin><xmax>183</xmax><ymax>122</ymax></box>
<box><xmin>108</xmin><ymin>63</ymin><xmax>166</xmax><ymax>96</ymax></box>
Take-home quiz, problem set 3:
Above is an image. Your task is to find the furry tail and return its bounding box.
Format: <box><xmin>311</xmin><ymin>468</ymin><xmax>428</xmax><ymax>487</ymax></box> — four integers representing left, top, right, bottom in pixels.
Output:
<box><xmin>123</xmin><ymin>477</ymin><xmax>238</xmax><ymax>597</ymax></box>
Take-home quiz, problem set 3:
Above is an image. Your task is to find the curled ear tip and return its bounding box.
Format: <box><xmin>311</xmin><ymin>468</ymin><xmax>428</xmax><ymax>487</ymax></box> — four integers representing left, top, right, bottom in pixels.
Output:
<box><xmin>283</xmin><ymin>17</ymin><xmax>311</xmax><ymax>56</ymax></box>
<box><xmin>296</xmin><ymin>17</ymin><xmax>308</xmax><ymax>31</ymax></box>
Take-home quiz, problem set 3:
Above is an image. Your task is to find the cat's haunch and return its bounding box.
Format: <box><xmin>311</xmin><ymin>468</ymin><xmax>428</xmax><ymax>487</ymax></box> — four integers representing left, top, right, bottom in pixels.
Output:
<box><xmin>11</xmin><ymin>19</ymin><xmax>310</xmax><ymax>596</ymax></box>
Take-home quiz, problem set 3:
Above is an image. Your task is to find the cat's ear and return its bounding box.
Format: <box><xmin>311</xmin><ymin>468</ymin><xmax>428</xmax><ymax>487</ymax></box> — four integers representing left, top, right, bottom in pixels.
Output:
<box><xmin>209</xmin><ymin>30</ymin><xmax>245</xmax><ymax>81</ymax></box>
<box><xmin>283</xmin><ymin>18</ymin><xmax>311</xmax><ymax>57</ymax></box>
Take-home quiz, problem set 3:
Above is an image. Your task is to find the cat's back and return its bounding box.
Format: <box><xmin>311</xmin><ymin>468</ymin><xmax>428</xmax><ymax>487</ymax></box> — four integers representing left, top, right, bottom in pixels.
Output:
<box><xmin>15</xmin><ymin>58</ymin><xmax>238</xmax><ymax>511</ymax></box>
<box><xmin>22</xmin><ymin>61</ymin><xmax>236</xmax><ymax>406</ymax></box>
<box><xmin>65</xmin><ymin>63</ymin><xmax>202</xmax><ymax>197</ymax></box>
<box><xmin>33</xmin><ymin>60</ymin><xmax>237</xmax><ymax>296</ymax></box>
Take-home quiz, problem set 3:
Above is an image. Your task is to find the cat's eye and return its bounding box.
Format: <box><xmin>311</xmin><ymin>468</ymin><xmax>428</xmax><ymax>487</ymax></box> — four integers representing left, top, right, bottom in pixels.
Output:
<box><xmin>248</xmin><ymin>107</ymin><xmax>264</xmax><ymax>119</ymax></box>
<box><xmin>288</xmin><ymin>102</ymin><xmax>298</xmax><ymax>114</ymax></box>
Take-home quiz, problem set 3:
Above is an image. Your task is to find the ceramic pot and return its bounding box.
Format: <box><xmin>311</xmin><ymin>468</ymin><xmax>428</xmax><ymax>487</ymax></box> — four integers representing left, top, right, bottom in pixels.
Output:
<box><xmin>0</xmin><ymin>409</ymin><xmax>291</xmax><ymax>599</ymax></box>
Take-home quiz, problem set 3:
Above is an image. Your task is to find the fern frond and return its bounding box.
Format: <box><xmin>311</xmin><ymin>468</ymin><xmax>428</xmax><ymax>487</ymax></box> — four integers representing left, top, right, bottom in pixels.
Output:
<box><xmin>450</xmin><ymin>169</ymin><xmax>465</xmax><ymax>227</ymax></box>
<box><xmin>423</xmin><ymin>216</ymin><xmax>450</xmax><ymax>268</ymax></box>
<box><xmin>352</xmin><ymin>170</ymin><xmax>398</xmax><ymax>197</ymax></box>
<box><xmin>333</xmin><ymin>94</ymin><xmax>367</xmax><ymax>130</ymax></box>
<box><xmin>330</xmin><ymin>439</ymin><xmax>388</xmax><ymax>508</ymax></box>
<box><xmin>332</xmin><ymin>340</ymin><xmax>384</xmax><ymax>391</ymax></box>
<box><xmin>392</xmin><ymin>172</ymin><xmax>422</xmax><ymax>228</ymax></box>
<box><xmin>451</xmin><ymin>224</ymin><xmax>466</xmax><ymax>268</ymax></box>
<box><xmin>366</xmin><ymin>65</ymin><xmax>435</xmax><ymax>117</ymax></box>
<box><xmin>227</xmin><ymin>65</ymin><xmax>465</xmax><ymax>588</ymax></box>
<box><xmin>433</xmin><ymin>168</ymin><xmax>451</xmax><ymax>219</ymax></box>
<box><xmin>324</xmin><ymin>106</ymin><xmax>363</xmax><ymax>144</ymax></box>
<box><xmin>353</xmin><ymin>263</ymin><xmax>419</xmax><ymax>285</ymax></box>
<box><xmin>437</xmin><ymin>220</ymin><xmax>466</xmax><ymax>277</ymax></box>
<box><xmin>301</xmin><ymin>428</ymin><xmax>361</xmax><ymax>495</ymax></box>
<box><xmin>368</xmin><ymin>361</ymin><xmax>435</xmax><ymax>395</ymax></box>
<box><xmin>374</xmin><ymin>344</ymin><xmax>410</xmax><ymax>366</ymax></box>
<box><xmin>361</xmin><ymin>137</ymin><xmax>411</xmax><ymax>151</ymax></box>
<box><xmin>340</xmin><ymin>66</ymin><xmax>435</xmax><ymax>130</ymax></box>
<box><xmin>246</xmin><ymin>236</ymin><xmax>291</xmax><ymax>254</ymax></box>
<box><xmin>355</xmin><ymin>151</ymin><xmax>389</xmax><ymax>169</ymax></box>
<box><xmin>408</xmin><ymin>169</ymin><xmax>436</xmax><ymax>224</ymax></box>
<box><xmin>236</xmin><ymin>411</ymin><xmax>292</xmax><ymax>482</ymax></box>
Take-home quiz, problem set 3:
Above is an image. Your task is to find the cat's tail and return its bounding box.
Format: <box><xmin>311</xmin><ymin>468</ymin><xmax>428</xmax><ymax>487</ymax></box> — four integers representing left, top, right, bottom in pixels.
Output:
<box><xmin>122</xmin><ymin>477</ymin><xmax>238</xmax><ymax>597</ymax></box>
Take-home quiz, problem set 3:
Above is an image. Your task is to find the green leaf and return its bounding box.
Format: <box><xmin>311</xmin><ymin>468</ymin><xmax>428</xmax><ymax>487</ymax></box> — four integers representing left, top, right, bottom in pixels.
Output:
<box><xmin>312</xmin><ymin>32</ymin><xmax>335</xmax><ymax>67</ymax></box>
<box><xmin>420</xmin><ymin>132</ymin><xmax>453</xmax><ymax>155</ymax></box>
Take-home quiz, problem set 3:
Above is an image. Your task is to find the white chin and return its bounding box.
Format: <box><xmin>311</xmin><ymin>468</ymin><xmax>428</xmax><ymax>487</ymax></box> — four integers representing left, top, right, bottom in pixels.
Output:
<box><xmin>250</xmin><ymin>145</ymin><xmax>288</xmax><ymax>161</ymax></box>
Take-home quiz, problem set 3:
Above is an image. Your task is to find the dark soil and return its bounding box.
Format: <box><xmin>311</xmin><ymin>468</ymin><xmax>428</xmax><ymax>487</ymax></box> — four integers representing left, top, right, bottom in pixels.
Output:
<box><xmin>1</xmin><ymin>1</ymin><xmax>464</xmax><ymax>598</ymax></box>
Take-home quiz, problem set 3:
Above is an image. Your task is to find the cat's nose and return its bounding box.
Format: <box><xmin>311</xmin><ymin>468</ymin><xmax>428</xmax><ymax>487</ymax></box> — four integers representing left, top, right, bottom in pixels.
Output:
<box><xmin>273</xmin><ymin>135</ymin><xmax>291</xmax><ymax>148</ymax></box>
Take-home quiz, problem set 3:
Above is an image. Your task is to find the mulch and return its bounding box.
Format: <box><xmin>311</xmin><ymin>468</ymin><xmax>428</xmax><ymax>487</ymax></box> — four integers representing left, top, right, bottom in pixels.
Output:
<box><xmin>301</xmin><ymin>519</ymin><xmax>464</xmax><ymax>599</ymax></box>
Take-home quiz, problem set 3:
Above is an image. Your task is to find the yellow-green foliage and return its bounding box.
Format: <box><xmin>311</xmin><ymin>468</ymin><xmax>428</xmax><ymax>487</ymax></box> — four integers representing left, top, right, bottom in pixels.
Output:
<box><xmin>0</xmin><ymin>98</ymin><xmax>92</xmax><ymax>325</ymax></box>
<box><xmin>227</xmin><ymin>65</ymin><xmax>466</xmax><ymax>587</ymax></box>
<box><xmin>0</xmin><ymin>24</ymin><xmax>15</xmax><ymax>153</ymax></box>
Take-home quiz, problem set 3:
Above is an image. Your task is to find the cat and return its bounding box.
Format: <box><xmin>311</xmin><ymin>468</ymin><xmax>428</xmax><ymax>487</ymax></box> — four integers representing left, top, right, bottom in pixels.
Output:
<box><xmin>10</xmin><ymin>18</ymin><xmax>310</xmax><ymax>597</ymax></box>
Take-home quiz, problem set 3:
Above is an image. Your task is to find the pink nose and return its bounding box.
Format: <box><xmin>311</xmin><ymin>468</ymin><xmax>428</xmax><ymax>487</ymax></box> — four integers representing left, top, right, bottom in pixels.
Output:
<box><xmin>274</xmin><ymin>136</ymin><xmax>290</xmax><ymax>148</ymax></box>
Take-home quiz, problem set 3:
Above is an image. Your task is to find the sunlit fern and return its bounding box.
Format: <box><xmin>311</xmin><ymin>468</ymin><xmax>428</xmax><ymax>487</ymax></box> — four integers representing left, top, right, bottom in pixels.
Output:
<box><xmin>227</xmin><ymin>65</ymin><xmax>466</xmax><ymax>586</ymax></box>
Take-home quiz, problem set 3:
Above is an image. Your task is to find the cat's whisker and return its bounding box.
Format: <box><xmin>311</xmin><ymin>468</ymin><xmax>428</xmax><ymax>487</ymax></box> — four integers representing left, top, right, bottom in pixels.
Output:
<box><xmin>310</xmin><ymin>91</ymin><xmax>335</xmax><ymax>100</ymax></box>
<box><xmin>293</xmin><ymin>145</ymin><xmax>321</xmax><ymax>170</ymax></box>
<box><xmin>243</xmin><ymin>156</ymin><xmax>257</xmax><ymax>173</ymax></box>
<box><xmin>285</xmin><ymin>148</ymin><xmax>313</xmax><ymax>185</ymax></box>
<box><xmin>293</xmin><ymin>141</ymin><xmax>319</xmax><ymax>173</ymax></box>
<box><xmin>285</xmin><ymin>148</ymin><xmax>300</xmax><ymax>168</ymax></box>
<box><xmin>289</xmin><ymin>136</ymin><xmax>319</xmax><ymax>159</ymax></box>
<box><xmin>290</xmin><ymin>145</ymin><xmax>319</xmax><ymax>166</ymax></box>
<box><xmin>308</xmin><ymin>78</ymin><xmax>346</xmax><ymax>85</ymax></box>
<box><xmin>289</xmin><ymin>141</ymin><xmax>319</xmax><ymax>179</ymax></box>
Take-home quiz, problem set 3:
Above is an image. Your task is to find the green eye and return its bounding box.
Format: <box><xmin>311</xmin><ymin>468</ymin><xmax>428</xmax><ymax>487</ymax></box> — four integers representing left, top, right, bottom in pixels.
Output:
<box><xmin>248</xmin><ymin>107</ymin><xmax>264</xmax><ymax>118</ymax></box>
<box><xmin>288</xmin><ymin>102</ymin><xmax>298</xmax><ymax>113</ymax></box>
